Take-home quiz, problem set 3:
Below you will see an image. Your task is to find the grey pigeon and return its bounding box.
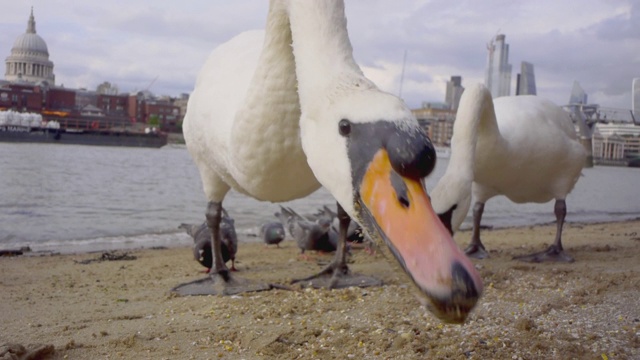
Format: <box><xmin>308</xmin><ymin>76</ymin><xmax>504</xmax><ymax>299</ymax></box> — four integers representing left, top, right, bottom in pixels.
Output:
<box><xmin>278</xmin><ymin>206</ymin><xmax>337</xmax><ymax>255</ymax></box>
<box><xmin>260</xmin><ymin>221</ymin><xmax>286</xmax><ymax>247</ymax></box>
<box><xmin>179</xmin><ymin>208</ymin><xmax>238</xmax><ymax>271</ymax></box>
<box><xmin>315</xmin><ymin>205</ymin><xmax>365</xmax><ymax>243</ymax></box>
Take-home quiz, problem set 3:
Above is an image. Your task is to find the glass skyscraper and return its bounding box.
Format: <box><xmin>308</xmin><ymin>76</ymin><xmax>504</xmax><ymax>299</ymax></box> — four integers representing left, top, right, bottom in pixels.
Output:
<box><xmin>569</xmin><ymin>81</ymin><xmax>588</xmax><ymax>105</ymax></box>
<box><xmin>445</xmin><ymin>76</ymin><xmax>464</xmax><ymax>110</ymax></box>
<box><xmin>516</xmin><ymin>61</ymin><xmax>536</xmax><ymax>96</ymax></box>
<box><xmin>484</xmin><ymin>34</ymin><xmax>512</xmax><ymax>98</ymax></box>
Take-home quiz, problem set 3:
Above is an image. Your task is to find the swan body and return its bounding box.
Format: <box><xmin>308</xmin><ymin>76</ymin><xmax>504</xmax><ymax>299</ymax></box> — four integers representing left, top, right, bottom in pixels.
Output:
<box><xmin>184</xmin><ymin>29</ymin><xmax>319</xmax><ymax>202</ymax></box>
<box><xmin>433</xmin><ymin>84</ymin><xmax>586</xmax><ymax>261</ymax></box>
<box><xmin>183</xmin><ymin>0</ymin><xmax>482</xmax><ymax>322</ymax></box>
<box><xmin>474</xmin><ymin>94</ymin><xmax>584</xmax><ymax>205</ymax></box>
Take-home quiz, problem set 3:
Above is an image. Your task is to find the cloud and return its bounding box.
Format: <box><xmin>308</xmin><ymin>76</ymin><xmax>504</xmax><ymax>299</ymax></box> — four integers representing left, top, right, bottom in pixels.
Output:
<box><xmin>0</xmin><ymin>0</ymin><xmax>637</xmax><ymax>110</ymax></box>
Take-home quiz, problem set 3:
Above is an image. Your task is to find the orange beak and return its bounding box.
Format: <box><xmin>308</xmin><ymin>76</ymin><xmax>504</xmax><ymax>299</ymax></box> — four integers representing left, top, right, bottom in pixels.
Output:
<box><xmin>357</xmin><ymin>149</ymin><xmax>482</xmax><ymax>323</ymax></box>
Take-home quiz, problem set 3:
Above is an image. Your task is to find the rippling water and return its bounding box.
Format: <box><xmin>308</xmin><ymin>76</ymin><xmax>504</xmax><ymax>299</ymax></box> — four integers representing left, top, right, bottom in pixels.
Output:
<box><xmin>1</xmin><ymin>142</ymin><xmax>638</xmax><ymax>253</ymax></box>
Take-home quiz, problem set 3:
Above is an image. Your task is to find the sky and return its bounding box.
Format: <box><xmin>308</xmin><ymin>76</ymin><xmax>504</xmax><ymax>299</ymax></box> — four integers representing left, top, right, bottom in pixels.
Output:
<box><xmin>0</xmin><ymin>0</ymin><xmax>638</xmax><ymax>111</ymax></box>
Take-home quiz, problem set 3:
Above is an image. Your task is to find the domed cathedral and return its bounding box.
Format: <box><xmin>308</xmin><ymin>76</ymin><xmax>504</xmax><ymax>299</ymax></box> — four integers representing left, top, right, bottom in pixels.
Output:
<box><xmin>4</xmin><ymin>8</ymin><xmax>55</xmax><ymax>86</ymax></box>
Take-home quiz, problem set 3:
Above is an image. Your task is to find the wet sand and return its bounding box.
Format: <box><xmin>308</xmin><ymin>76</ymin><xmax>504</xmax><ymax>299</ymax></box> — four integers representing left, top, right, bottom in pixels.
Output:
<box><xmin>1</xmin><ymin>219</ymin><xmax>639</xmax><ymax>359</ymax></box>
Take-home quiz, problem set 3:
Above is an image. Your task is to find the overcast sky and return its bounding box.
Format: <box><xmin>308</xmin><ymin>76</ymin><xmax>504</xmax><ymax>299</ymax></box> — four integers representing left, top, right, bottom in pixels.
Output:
<box><xmin>1</xmin><ymin>1</ymin><xmax>638</xmax><ymax>110</ymax></box>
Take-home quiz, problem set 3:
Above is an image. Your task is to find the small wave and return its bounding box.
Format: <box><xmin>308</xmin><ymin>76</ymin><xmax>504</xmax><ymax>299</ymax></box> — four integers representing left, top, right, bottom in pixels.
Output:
<box><xmin>6</xmin><ymin>225</ymin><xmax>268</xmax><ymax>254</ymax></box>
<box><xmin>12</xmin><ymin>232</ymin><xmax>192</xmax><ymax>254</ymax></box>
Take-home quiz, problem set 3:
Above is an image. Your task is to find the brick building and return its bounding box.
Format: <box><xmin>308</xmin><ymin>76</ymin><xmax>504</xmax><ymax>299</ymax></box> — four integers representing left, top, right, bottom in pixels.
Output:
<box><xmin>411</xmin><ymin>103</ymin><xmax>456</xmax><ymax>147</ymax></box>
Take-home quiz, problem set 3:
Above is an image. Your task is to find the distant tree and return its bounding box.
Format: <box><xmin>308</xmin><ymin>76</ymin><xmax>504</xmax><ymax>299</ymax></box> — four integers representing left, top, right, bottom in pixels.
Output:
<box><xmin>148</xmin><ymin>114</ymin><xmax>160</xmax><ymax>128</ymax></box>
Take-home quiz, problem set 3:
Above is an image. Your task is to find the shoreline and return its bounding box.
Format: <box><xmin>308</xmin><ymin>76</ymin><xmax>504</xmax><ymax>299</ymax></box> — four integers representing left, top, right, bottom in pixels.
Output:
<box><xmin>1</xmin><ymin>219</ymin><xmax>639</xmax><ymax>359</ymax></box>
<box><xmin>3</xmin><ymin>217</ymin><xmax>639</xmax><ymax>257</ymax></box>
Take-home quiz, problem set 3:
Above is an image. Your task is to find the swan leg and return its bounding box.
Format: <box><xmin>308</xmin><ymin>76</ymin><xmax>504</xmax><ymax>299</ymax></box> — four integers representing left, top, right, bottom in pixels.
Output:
<box><xmin>291</xmin><ymin>203</ymin><xmax>382</xmax><ymax>289</ymax></box>
<box><xmin>171</xmin><ymin>201</ymin><xmax>272</xmax><ymax>296</ymax></box>
<box><xmin>206</xmin><ymin>201</ymin><xmax>231</xmax><ymax>279</ymax></box>
<box><xmin>514</xmin><ymin>199</ymin><xmax>575</xmax><ymax>263</ymax></box>
<box><xmin>465</xmin><ymin>202</ymin><xmax>489</xmax><ymax>259</ymax></box>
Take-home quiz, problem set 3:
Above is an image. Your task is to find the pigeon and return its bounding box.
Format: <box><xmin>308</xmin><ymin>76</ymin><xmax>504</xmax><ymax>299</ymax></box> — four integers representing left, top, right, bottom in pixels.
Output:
<box><xmin>277</xmin><ymin>206</ymin><xmax>337</xmax><ymax>255</ymax></box>
<box><xmin>314</xmin><ymin>205</ymin><xmax>365</xmax><ymax>243</ymax></box>
<box><xmin>260</xmin><ymin>221</ymin><xmax>286</xmax><ymax>247</ymax></box>
<box><xmin>179</xmin><ymin>208</ymin><xmax>238</xmax><ymax>272</ymax></box>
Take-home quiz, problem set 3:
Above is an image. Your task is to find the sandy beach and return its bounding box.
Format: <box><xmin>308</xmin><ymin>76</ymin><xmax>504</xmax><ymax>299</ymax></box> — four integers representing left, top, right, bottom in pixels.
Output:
<box><xmin>1</xmin><ymin>219</ymin><xmax>639</xmax><ymax>359</ymax></box>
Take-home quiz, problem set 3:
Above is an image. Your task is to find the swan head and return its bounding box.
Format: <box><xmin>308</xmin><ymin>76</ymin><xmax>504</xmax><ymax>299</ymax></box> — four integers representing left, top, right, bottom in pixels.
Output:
<box><xmin>301</xmin><ymin>87</ymin><xmax>483</xmax><ymax>323</ymax></box>
<box><xmin>431</xmin><ymin>171</ymin><xmax>473</xmax><ymax>235</ymax></box>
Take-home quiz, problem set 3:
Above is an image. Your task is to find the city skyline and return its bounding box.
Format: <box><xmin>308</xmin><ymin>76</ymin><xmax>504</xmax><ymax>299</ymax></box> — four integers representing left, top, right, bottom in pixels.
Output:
<box><xmin>1</xmin><ymin>1</ymin><xmax>638</xmax><ymax>110</ymax></box>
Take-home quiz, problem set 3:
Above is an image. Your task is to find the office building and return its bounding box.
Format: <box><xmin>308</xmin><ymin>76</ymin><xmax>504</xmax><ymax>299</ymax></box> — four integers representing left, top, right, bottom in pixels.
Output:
<box><xmin>484</xmin><ymin>34</ymin><xmax>512</xmax><ymax>98</ymax></box>
<box><xmin>516</xmin><ymin>61</ymin><xmax>536</xmax><ymax>95</ymax></box>
<box><xmin>444</xmin><ymin>76</ymin><xmax>464</xmax><ymax>110</ymax></box>
<box><xmin>569</xmin><ymin>81</ymin><xmax>588</xmax><ymax>105</ymax></box>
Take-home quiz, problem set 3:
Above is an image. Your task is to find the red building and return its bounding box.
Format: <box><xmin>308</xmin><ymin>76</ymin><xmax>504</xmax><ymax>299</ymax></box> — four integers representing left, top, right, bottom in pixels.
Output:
<box><xmin>96</xmin><ymin>93</ymin><xmax>128</xmax><ymax>117</ymax></box>
<box><xmin>45</xmin><ymin>87</ymin><xmax>75</xmax><ymax>111</ymax></box>
<box><xmin>0</xmin><ymin>83</ymin><xmax>43</xmax><ymax>112</ymax></box>
<box><xmin>127</xmin><ymin>92</ymin><xmax>180</xmax><ymax>131</ymax></box>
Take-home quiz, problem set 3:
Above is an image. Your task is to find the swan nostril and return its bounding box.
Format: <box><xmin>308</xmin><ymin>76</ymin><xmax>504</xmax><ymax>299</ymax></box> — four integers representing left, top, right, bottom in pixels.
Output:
<box><xmin>390</xmin><ymin>171</ymin><xmax>410</xmax><ymax>208</ymax></box>
<box><xmin>399</xmin><ymin>195</ymin><xmax>410</xmax><ymax>208</ymax></box>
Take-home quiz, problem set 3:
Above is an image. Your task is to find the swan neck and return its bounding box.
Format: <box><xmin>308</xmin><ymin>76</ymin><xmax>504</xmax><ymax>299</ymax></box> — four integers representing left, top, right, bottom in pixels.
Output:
<box><xmin>286</xmin><ymin>0</ymin><xmax>363</xmax><ymax>108</ymax></box>
<box><xmin>450</xmin><ymin>86</ymin><xmax>500</xmax><ymax>177</ymax></box>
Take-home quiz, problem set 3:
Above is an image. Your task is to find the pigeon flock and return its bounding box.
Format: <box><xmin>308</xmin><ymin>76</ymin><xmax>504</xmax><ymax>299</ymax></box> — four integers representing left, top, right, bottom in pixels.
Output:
<box><xmin>180</xmin><ymin>205</ymin><xmax>370</xmax><ymax>272</ymax></box>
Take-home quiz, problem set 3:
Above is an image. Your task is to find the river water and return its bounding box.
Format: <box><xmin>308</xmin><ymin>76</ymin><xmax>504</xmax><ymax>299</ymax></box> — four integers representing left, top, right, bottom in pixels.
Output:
<box><xmin>1</xmin><ymin>143</ymin><xmax>638</xmax><ymax>253</ymax></box>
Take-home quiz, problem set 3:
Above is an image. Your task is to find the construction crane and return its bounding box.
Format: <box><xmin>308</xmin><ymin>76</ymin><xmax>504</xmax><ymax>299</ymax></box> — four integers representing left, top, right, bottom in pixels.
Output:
<box><xmin>145</xmin><ymin>76</ymin><xmax>159</xmax><ymax>92</ymax></box>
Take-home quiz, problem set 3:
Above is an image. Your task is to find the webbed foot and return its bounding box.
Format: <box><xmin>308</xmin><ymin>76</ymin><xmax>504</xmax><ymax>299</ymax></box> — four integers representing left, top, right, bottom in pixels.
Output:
<box><xmin>291</xmin><ymin>261</ymin><xmax>381</xmax><ymax>289</ymax></box>
<box><xmin>464</xmin><ymin>243</ymin><xmax>489</xmax><ymax>259</ymax></box>
<box><xmin>171</xmin><ymin>271</ymin><xmax>272</xmax><ymax>296</ymax></box>
<box><xmin>513</xmin><ymin>245</ymin><xmax>574</xmax><ymax>263</ymax></box>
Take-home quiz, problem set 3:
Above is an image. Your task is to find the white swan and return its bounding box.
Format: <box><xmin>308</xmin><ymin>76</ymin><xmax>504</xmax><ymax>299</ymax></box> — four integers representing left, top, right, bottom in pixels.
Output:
<box><xmin>432</xmin><ymin>84</ymin><xmax>586</xmax><ymax>262</ymax></box>
<box><xmin>182</xmin><ymin>0</ymin><xmax>482</xmax><ymax>323</ymax></box>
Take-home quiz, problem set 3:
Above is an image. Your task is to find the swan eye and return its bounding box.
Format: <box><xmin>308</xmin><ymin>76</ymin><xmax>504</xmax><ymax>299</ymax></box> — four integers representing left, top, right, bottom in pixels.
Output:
<box><xmin>338</xmin><ymin>119</ymin><xmax>351</xmax><ymax>136</ymax></box>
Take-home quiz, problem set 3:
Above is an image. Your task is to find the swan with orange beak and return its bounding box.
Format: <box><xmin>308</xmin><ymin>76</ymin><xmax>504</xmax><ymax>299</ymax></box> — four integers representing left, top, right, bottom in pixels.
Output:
<box><xmin>182</xmin><ymin>0</ymin><xmax>482</xmax><ymax>324</ymax></box>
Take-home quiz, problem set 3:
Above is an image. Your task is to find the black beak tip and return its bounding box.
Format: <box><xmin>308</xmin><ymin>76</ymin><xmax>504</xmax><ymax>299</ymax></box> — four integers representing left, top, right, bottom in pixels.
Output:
<box><xmin>451</xmin><ymin>261</ymin><xmax>480</xmax><ymax>300</ymax></box>
<box><xmin>424</xmin><ymin>262</ymin><xmax>481</xmax><ymax>324</ymax></box>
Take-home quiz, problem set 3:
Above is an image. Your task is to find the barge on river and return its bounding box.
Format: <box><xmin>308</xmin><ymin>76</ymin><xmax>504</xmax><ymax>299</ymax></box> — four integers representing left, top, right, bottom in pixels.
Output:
<box><xmin>0</xmin><ymin>125</ymin><xmax>167</xmax><ymax>148</ymax></box>
<box><xmin>0</xmin><ymin>110</ymin><xmax>167</xmax><ymax>148</ymax></box>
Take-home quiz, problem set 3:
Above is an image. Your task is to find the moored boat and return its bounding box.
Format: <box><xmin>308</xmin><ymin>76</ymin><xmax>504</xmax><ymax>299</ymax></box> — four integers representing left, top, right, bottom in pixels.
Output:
<box><xmin>0</xmin><ymin>110</ymin><xmax>167</xmax><ymax>148</ymax></box>
<box><xmin>0</xmin><ymin>125</ymin><xmax>167</xmax><ymax>148</ymax></box>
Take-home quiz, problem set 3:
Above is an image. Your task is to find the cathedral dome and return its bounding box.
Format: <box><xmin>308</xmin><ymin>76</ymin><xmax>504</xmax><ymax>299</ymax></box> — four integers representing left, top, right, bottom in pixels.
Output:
<box><xmin>10</xmin><ymin>7</ymin><xmax>49</xmax><ymax>56</ymax></box>
<box><xmin>4</xmin><ymin>8</ymin><xmax>55</xmax><ymax>85</ymax></box>
<box><xmin>12</xmin><ymin>32</ymin><xmax>49</xmax><ymax>56</ymax></box>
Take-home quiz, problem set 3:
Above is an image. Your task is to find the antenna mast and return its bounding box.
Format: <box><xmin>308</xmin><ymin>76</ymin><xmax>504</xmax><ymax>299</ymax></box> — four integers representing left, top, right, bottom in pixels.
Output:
<box><xmin>398</xmin><ymin>49</ymin><xmax>408</xmax><ymax>99</ymax></box>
